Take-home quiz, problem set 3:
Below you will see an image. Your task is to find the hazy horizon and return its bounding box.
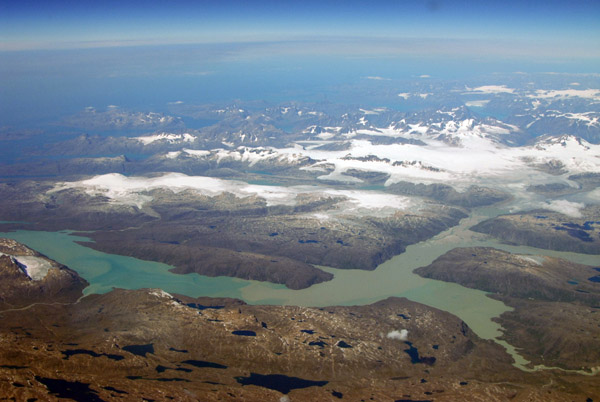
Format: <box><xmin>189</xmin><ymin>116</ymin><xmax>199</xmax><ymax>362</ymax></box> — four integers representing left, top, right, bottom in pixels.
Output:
<box><xmin>2</xmin><ymin>0</ymin><xmax>599</xmax><ymax>126</ymax></box>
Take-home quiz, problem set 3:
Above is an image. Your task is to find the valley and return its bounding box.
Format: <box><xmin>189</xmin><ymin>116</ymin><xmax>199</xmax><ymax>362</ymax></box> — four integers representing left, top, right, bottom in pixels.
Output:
<box><xmin>1</xmin><ymin>239</ymin><xmax>599</xmax><ymax>401</ymax></box>
<box><xmin>1</xmin><ymin>73</ymin><xmax>599</xmax><ymax>400</ymax></box>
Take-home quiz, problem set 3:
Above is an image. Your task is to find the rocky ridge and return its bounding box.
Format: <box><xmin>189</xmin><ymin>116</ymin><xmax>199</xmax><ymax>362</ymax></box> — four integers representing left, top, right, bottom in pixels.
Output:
<box><xmin>0</xmin><ymin>240</ymin><xmax>599</xmax><ymax>400</ymax></box>
<box><xmin>415</xmin><ymin>247</ymin><xmax>600</xmax><ymax>371</ymax></box>
<box><xmin>0</xmin><ymin>238</ymin><xmax>87</xmax><ymax>309</ymax></box>
<box><xmin>471</xmin><ymin>206</ymin><xmax>600</xmax><ymax>254</ymax></box>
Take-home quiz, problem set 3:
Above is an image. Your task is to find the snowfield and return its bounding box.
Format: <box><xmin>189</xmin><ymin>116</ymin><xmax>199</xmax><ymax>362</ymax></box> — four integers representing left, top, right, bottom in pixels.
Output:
<box><xmin>15</xmin><ymin>256</ymin><xmax>54</xmax><ymax>280</ymax></box>
<box><xmin>529</xmin><ymin>89</ymin><xmax>600</xmax><ymax>100</ymax></box>
<box><xmin>52</xmin><ymin>172</ymin><xmax>417</xmax><ymax>216</ymax></box>
<box><xmin>49</xmin><ymin>104</ymin><xmax>600</xmax><ymax>218</ymax></box>
<box><xmin>135</xmin><ymin>132</ymin><xmax>196</xmax><ymax>145</ymax></box>
<box><xmin>51</xmin><ymin>129</ymin><xmax>599</xmax><ymax>217</ymax></box>
<box><xmin>164</xmin><ymin>147</ymin><xmax>310</xmax><ymax>167</ymax></box>
<box><xmin>464</xmin><ymin>85</ymin><xmax>515</xmax><ymax>94</ymax></box>
<box><xmin>0</xmin><ymin>252</ymin><xmax>53</xmax><ymax>281</ymax></box>
<box><xmin>282</xmin><ymin>129</ymin><xmax>599</xmax><ymax>190</ymax></box>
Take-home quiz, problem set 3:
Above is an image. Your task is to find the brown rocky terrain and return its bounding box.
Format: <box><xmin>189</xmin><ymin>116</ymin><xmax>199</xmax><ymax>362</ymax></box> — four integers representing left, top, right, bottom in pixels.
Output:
<box><xmin>78</xmin><ymin>201</ymin><xmax>466</xmax><ymax>284</ymax></box>
<box><xmin>415</xmin><ymin>247</ymin><xmax>600</xmax><ymax>304</ymax></box>
<box><xmin>0</xmin><ymin>238</ymin><xmax>88</xmax><ymax>309</ymax></box>
<box><xmin>497</xmin><ymin>298</ymin><xmax>600</xmax><ymax>371</ymax></box>
<box><xmin>386</xmin><ymin>181</ymin><xmax>511</xmax><ymax>208</ymax></box>
<box><xmin>1</xmin><ymin>240</ymin><xmax>599</xmax><ymax>401</ymax></box>
<box><xmin>470</xmin><ymin>206</ymin><xmax>600</xmax><ymax>254</ymax></box>
<box><xmin>0</xmin><ymin>179</ymin><xmax>467</xmax><ymax>289</ymax></box>
<box><xmin>415</xmin><ymin>247</ymin><xmax>600</xmax><ymax>371</ymax></box>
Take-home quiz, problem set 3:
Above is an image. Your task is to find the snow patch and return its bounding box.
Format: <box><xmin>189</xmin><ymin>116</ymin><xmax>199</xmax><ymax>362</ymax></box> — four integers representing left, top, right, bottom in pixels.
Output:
<box><xmin>465</xmin><ymin>100</ymin><xmax>490</xmax><ymax>107</ymax></box>
<box><xmin>12</xmin><ymin>255</ymin><xmax>53</xmax><ymax>281</ymax></box>
<box><xmin>529</xmin><ymin>89</ymin><xmax>600</xmax><ymax>100</ymax></box>
<box><xmin>316</xmin><ymin>132</ymin><xmax>336</xmax><ymax>140</ymax></box>
<box><xmin>515</xmin><ymin>255</ymin><xmax>544</xmax><ymax>266</ymax></box>
<box><xmin>165</xmin><ymin>151</ymin><xmax>182</xmax><ymax>159</ymax></box>
<box><xmin>323</xmin><ymin>189</ymin><xmax>414</xmax><ymax>213</ymax></box>
<box><xmin>149</xmin><ymin>289</ymin><xmax>174</xmax><ymax>299</ymax></box>
<box><xmin>359</xmin><ymin>108</ymin><xmax>386</xmax><ymax>115</ymax></box>
<box><xmin>465</xmin><ymin>85</ymin><xmax>515</xmax><ymax>94</ymax></box>
<box><xmin>135</xmin><ymin>132</ymin><xmax>195</xmax><ymax>145</ymax></box>
<box><xmin>557</xmin><ymin>112</ymin><xmax>599</xmax><ymax>127</ymax></box>
<box><xmin>182</xmin><ymin>149</ymin><xmax>211</xmax><ymax>157</ymax></box>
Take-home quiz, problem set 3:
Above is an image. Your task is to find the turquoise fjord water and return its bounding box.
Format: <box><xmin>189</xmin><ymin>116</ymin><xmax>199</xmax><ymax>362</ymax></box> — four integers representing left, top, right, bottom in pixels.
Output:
<box><xmin>2</xmin><ymin>207</ymin><xmax>599</xmax><ymax>373</ymax></box>
<box><xmin>0</xmin><ymin>230</ymin><xmax>258</xmax><ymax>298</ymax></box>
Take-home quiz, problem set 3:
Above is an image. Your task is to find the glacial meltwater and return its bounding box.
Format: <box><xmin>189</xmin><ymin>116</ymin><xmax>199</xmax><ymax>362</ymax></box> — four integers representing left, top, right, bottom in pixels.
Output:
<box><xmin>1</xmin><ymin>206</ymin><xmax>599</xmax><ymax>373</ymax></box>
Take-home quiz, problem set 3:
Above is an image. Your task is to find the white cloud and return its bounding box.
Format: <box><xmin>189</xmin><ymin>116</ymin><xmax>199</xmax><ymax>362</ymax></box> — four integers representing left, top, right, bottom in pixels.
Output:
<box><xmin>419</xmin><ymin>74</ymin><xmax>430</xmax><ymax>78</ymax></box>
<box><xmin>366</xmin><ymin>76</ymin><xmax>391</xmax><ymax>81</ymax></box>
<box><xmin>582</xmin><ymin>188</ymin><xmax>600</xmax><ymax>204</ymax></box>
<box><xmin>540</xmin><ymin>199</ymin><xmax>585</xmax><ymax>218</ymax></box>
<box><xmin>387</xmin><ymin>329</ymin><xmax>408</xmax><ymax>341</ymax></box>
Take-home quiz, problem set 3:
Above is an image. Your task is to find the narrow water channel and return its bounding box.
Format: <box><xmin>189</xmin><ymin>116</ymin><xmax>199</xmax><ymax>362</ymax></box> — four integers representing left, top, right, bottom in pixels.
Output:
<box><xmin>1</xmin><ymin>205</ymin><xmax>598</xmax><ymax>374</ymax></box>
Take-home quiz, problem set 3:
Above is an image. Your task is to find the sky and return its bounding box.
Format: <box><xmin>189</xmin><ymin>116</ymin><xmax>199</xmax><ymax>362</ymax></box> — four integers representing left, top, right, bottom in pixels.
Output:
<box><xmin>1</xmin><ymin>0</ymin><xmax>599</xmax><ymax>57</ymax></box>
<box><xmin>1</xmin><ymin>0</ymin><xmax>599</xmax><ymax>127</ymax></box>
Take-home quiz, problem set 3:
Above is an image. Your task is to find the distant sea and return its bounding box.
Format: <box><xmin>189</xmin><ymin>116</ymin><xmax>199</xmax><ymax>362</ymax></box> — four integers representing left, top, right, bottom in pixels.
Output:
<box><xmin>2</xmin><ymin>44</ymin><xmax>598</xmax><ymax>128</ymax></box>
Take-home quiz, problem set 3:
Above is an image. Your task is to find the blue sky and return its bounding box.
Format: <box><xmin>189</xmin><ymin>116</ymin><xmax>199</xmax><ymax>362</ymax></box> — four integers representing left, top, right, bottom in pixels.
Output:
<box><xmin>0</xmin><ymin>0</ymin><xmax>599</xmax><ymax>126</ymax></box>
<box><xmin>1</xmin><ymin>0</ymin><xmax>599</xmax><ymax>58</ymax></box>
